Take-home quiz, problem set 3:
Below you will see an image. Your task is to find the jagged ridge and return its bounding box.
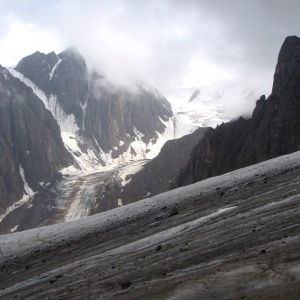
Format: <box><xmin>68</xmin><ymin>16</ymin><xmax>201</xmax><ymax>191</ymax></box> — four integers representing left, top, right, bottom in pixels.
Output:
<box><xmin>172</xmin><ymin>36</ymin><xmax>300</xmax><ymax>187</ymax></box>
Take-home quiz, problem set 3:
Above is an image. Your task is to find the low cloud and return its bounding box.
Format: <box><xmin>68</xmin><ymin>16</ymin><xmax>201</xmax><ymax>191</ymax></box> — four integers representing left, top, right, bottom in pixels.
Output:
<box><xmin>1</xmin><ymin>0</ymin><xmax>300</xmax><ymax>108</ymax></box>
<box><xmin>0</xmin><ymin>19</ymin><xmax>64</xmax><ymax>67</ymax></box>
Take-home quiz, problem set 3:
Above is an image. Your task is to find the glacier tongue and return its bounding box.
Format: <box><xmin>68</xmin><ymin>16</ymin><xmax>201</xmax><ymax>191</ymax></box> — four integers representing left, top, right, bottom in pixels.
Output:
<box><xmin>50</xmin><ymin>159</ymin><xmax>148</xmax><ymax>223</ymax></box>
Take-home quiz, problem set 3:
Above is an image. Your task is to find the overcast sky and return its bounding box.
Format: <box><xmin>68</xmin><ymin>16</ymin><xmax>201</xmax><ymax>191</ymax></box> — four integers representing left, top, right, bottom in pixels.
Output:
<box><xmin>1</xmin><ymin>0</ymin><xmax>300</xmax><ymax>99</ymax></box>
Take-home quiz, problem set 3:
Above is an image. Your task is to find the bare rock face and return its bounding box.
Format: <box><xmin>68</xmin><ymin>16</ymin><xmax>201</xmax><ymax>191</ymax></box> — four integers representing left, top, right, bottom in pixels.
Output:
<box><xmin>84</xmin><ymin>73</ymin><xmax>172</xmax><ymax>155</ymax></box>
<box><xmin>15</xmin><ymin>48</ymin><xmax>89</xmax><ymax>127</ymax></box>
<box><xmin>0</xmin><ymin>48</ymin><xmax>173</xmax><ymax>233</ymax></box>
<box><xmin>15</xmin><ymin>50</ymin><xmax>173</xmax><ymax>159</ymax></box>
<box><xmin>174</xmin><ymin>35</ymin><xmax>300</xmax><ymax>187</ymax></box>
<box><xmin>0</xmin><ymin>66</ymin><xmax>73</xmax><ymax>217</ymax></box>
<box><xmin>118</xmin><ymin>127</ymin><xmax>209</xmax><ymax>206</ymax></box>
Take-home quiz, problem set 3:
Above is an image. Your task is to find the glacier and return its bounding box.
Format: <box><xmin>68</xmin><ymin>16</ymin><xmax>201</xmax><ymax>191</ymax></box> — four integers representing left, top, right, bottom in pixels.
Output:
<box><xmin>0</xmin><ymin>150</ymin><xmax>299</xmax><ymax>299</ymax></box>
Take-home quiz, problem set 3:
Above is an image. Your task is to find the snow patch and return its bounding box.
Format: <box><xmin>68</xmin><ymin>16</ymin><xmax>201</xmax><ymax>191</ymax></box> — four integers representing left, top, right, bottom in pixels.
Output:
<box><xmin>10</xmin><ymin>225</ymin><xmax>19</xmax><ymax>232</ymax></box>
<box><xmin>119</xmin><ymin>160</ymin><xmax>146</xmax><ymax>186</ymax></box>
<box><xmin>139</xmin><ymin>82</ymin><xmax>149</xmax><ymax>91</ymax></box>
<box><xmin>149</xmin><ymin>117</ymin><xmax>175</xmax><ymax>157</ymax></box>
<box><xmin>0</xmin><ymin>165</ymin><xmax>35</xmax><ymax>222</ymax></box>
<box><xmin>133</xmin><ymin>127</ymin><xmax>145</xmax><ymax>140</ymax></box>
<box><xmin>152</xmin><ymin>88</ymin><xmax>158</xmax><ymax>99</ymax></box>
<box><xmin>106</xmin><ymin>118</ymin><xmax>175</xmax><ymax>166</ymax></box>
<box><xmin>61</xmin><ymin>132</ymin><xmax>102</xmax><ymax>174</ymax></box>
<box><xmin>19</xmin><ymin>165</ymin><xmax>34</xmax><ymax>200</ymax></box>
<box><xmin>80</xmin><ymin>100</ymin><xmax>88</xmax><ymax>131</ymax></box>
<box><xmin>49</xmin><ymin>57</ymin><xmax>62</xmax><ymax>80</ymax></box>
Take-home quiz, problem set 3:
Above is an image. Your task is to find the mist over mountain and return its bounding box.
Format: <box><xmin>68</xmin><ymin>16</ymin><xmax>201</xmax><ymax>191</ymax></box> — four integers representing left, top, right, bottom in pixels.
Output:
<box><xmin>174</xmin><ymin>35</ymin><xmax>300</xmax><ymax>187</ymax></box>
<box><xmin>1</xmin><ymin>35</ymin><xmax>300</xmax><ymax>238</ymax></box>
<box><xmin>87</xmin><ymin>35</ymin><xmax>300</xmax><ymax>211</ymax></box>
<box><xmin>1</xmin><ymin>1</ymin><xmax>300</xmax><ymax>298</ymax></box>
<box><xmin>0</xmin><ymin>47</ymin><xmax>176</xmax><ymax>233</ymax></box>
<box><xmin>0</xmin><ymin>24</ymin><xmax>300</xmax><ymax>299</ymax></box>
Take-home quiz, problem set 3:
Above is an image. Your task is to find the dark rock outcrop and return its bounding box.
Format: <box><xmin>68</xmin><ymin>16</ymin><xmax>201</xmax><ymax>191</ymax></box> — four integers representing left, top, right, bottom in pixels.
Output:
<box><xmin>0</xmin><ymin>66</ymin><xmax>72</xmax><ymax>216</ymax></box>
<box><xmin>119</xmin><ymin>127</ymin><xmax>209</xmax><ymax>205</ymax></box>
<box><xmin>15</xmin><ymin>48</ymin><xmax>89</xmax><ymax>127</ymax></box>
<box><xmin>174</xmin><ymin>36</ymin><xmax>300</xmax><ymax>187</ymax></box>
<box><xmin>84</xmin><ymin>74</ymin><xmax>172</xmax><ymax>155</ymax></box>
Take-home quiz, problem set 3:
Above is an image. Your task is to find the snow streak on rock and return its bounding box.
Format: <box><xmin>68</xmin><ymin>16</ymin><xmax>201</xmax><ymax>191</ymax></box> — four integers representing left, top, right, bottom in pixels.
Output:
<box><xmin>49</xmin><ymin>57</ymin><xmax>63</xmax><ymax>80</ymax></box>
<box><xmin>9</xmin><ymin>69</ymin><xmax>79</xmax><ymax>135</ymax></box>
<box><xmin>0</xmin><ymin>165</ymin><xmax>34</xmax><ymax>223</ymax></box>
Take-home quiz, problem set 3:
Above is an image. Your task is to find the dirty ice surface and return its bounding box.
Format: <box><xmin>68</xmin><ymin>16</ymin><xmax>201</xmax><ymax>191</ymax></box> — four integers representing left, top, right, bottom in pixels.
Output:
<box><xmin>2</xmin><ymin>150</ymin><xmax>300</xmax><ymax>257</ymax></box>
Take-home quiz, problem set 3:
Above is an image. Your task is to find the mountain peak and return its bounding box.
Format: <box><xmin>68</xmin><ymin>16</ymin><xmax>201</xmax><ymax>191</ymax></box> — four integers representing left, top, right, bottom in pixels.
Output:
<box><xmin>59</xmin><ymin>47</ymin><xmax>84</xmax><ymax>60</ymax></box>
<box><xmin>278</xmin><ymin>35</ymin><xmax>300</xmax><ymax>61</ymax></box>
<box><xmin>272</xmin><ymin>35</ymin><xmax>300</xmax><ymax>96</ymax></box>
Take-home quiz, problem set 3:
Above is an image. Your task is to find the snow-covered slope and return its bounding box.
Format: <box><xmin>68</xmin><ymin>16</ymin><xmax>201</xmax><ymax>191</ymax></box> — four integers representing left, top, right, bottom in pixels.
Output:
<box><xmin>9</xmin><ymin>67</ymin><xmax>175</xmax><ymax>175</ymax></box>
<box><xmin>9</xmin><ymin>50</ymin><xmax>255</xmax><ymax>175</ymax></box>
<box><xmin>167</xmin><ymin>83</ymin><xmax>256</xmax><ymax>138</ymax></box>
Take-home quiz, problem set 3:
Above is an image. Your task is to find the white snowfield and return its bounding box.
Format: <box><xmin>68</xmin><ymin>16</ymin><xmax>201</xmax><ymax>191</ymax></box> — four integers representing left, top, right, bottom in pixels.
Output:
<box><xmin>167</xmin><ymin>83</ymin><xmax>256</xmax><ymax>138</ymax></box>
<box><xmin>0</xmin><ymin>151</ymin><xmax>300</xmax><ymax>299</ymax></box>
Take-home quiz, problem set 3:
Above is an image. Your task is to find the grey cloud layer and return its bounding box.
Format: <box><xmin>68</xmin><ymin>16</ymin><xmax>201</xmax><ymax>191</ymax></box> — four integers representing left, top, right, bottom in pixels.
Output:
<box><xmin>1</xmin><ymin>0</ymin><xmax>300</xmax><ymax>96</ymax></box>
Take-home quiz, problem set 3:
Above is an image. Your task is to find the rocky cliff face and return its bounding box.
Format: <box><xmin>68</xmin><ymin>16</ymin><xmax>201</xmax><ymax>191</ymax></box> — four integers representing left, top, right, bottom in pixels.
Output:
<box><xmin>0</xmin><ymin>48</ymin><xmax>174</xmax><ymax>233</ymax></box>
<box><xmin>14</xmin><ymin>49</ymin><xmax>173</xmax><ymax>168</ymax></box>
<box><xmin>116</xmin><ymin>127</ymin><xmax>209</xmax><ymax>207</ymax></box>
<box><xmin>0</xmin><ymin>66</ymin><xmax>72</xmax><ymax>217</ymax></box>
<box><xmin>84</xmin><ymin>73</ymin><xmax>173</xmax><ymax>157</ymax></box>
<box><xmin>15</xmin><ymin>48</ymin><xmax>88</xmax><ymax>128</ymax></box>
<box><xmin>174</xmin><ymin>36</ymin><xmax>300</xmax><ymax>187</ymax></box>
